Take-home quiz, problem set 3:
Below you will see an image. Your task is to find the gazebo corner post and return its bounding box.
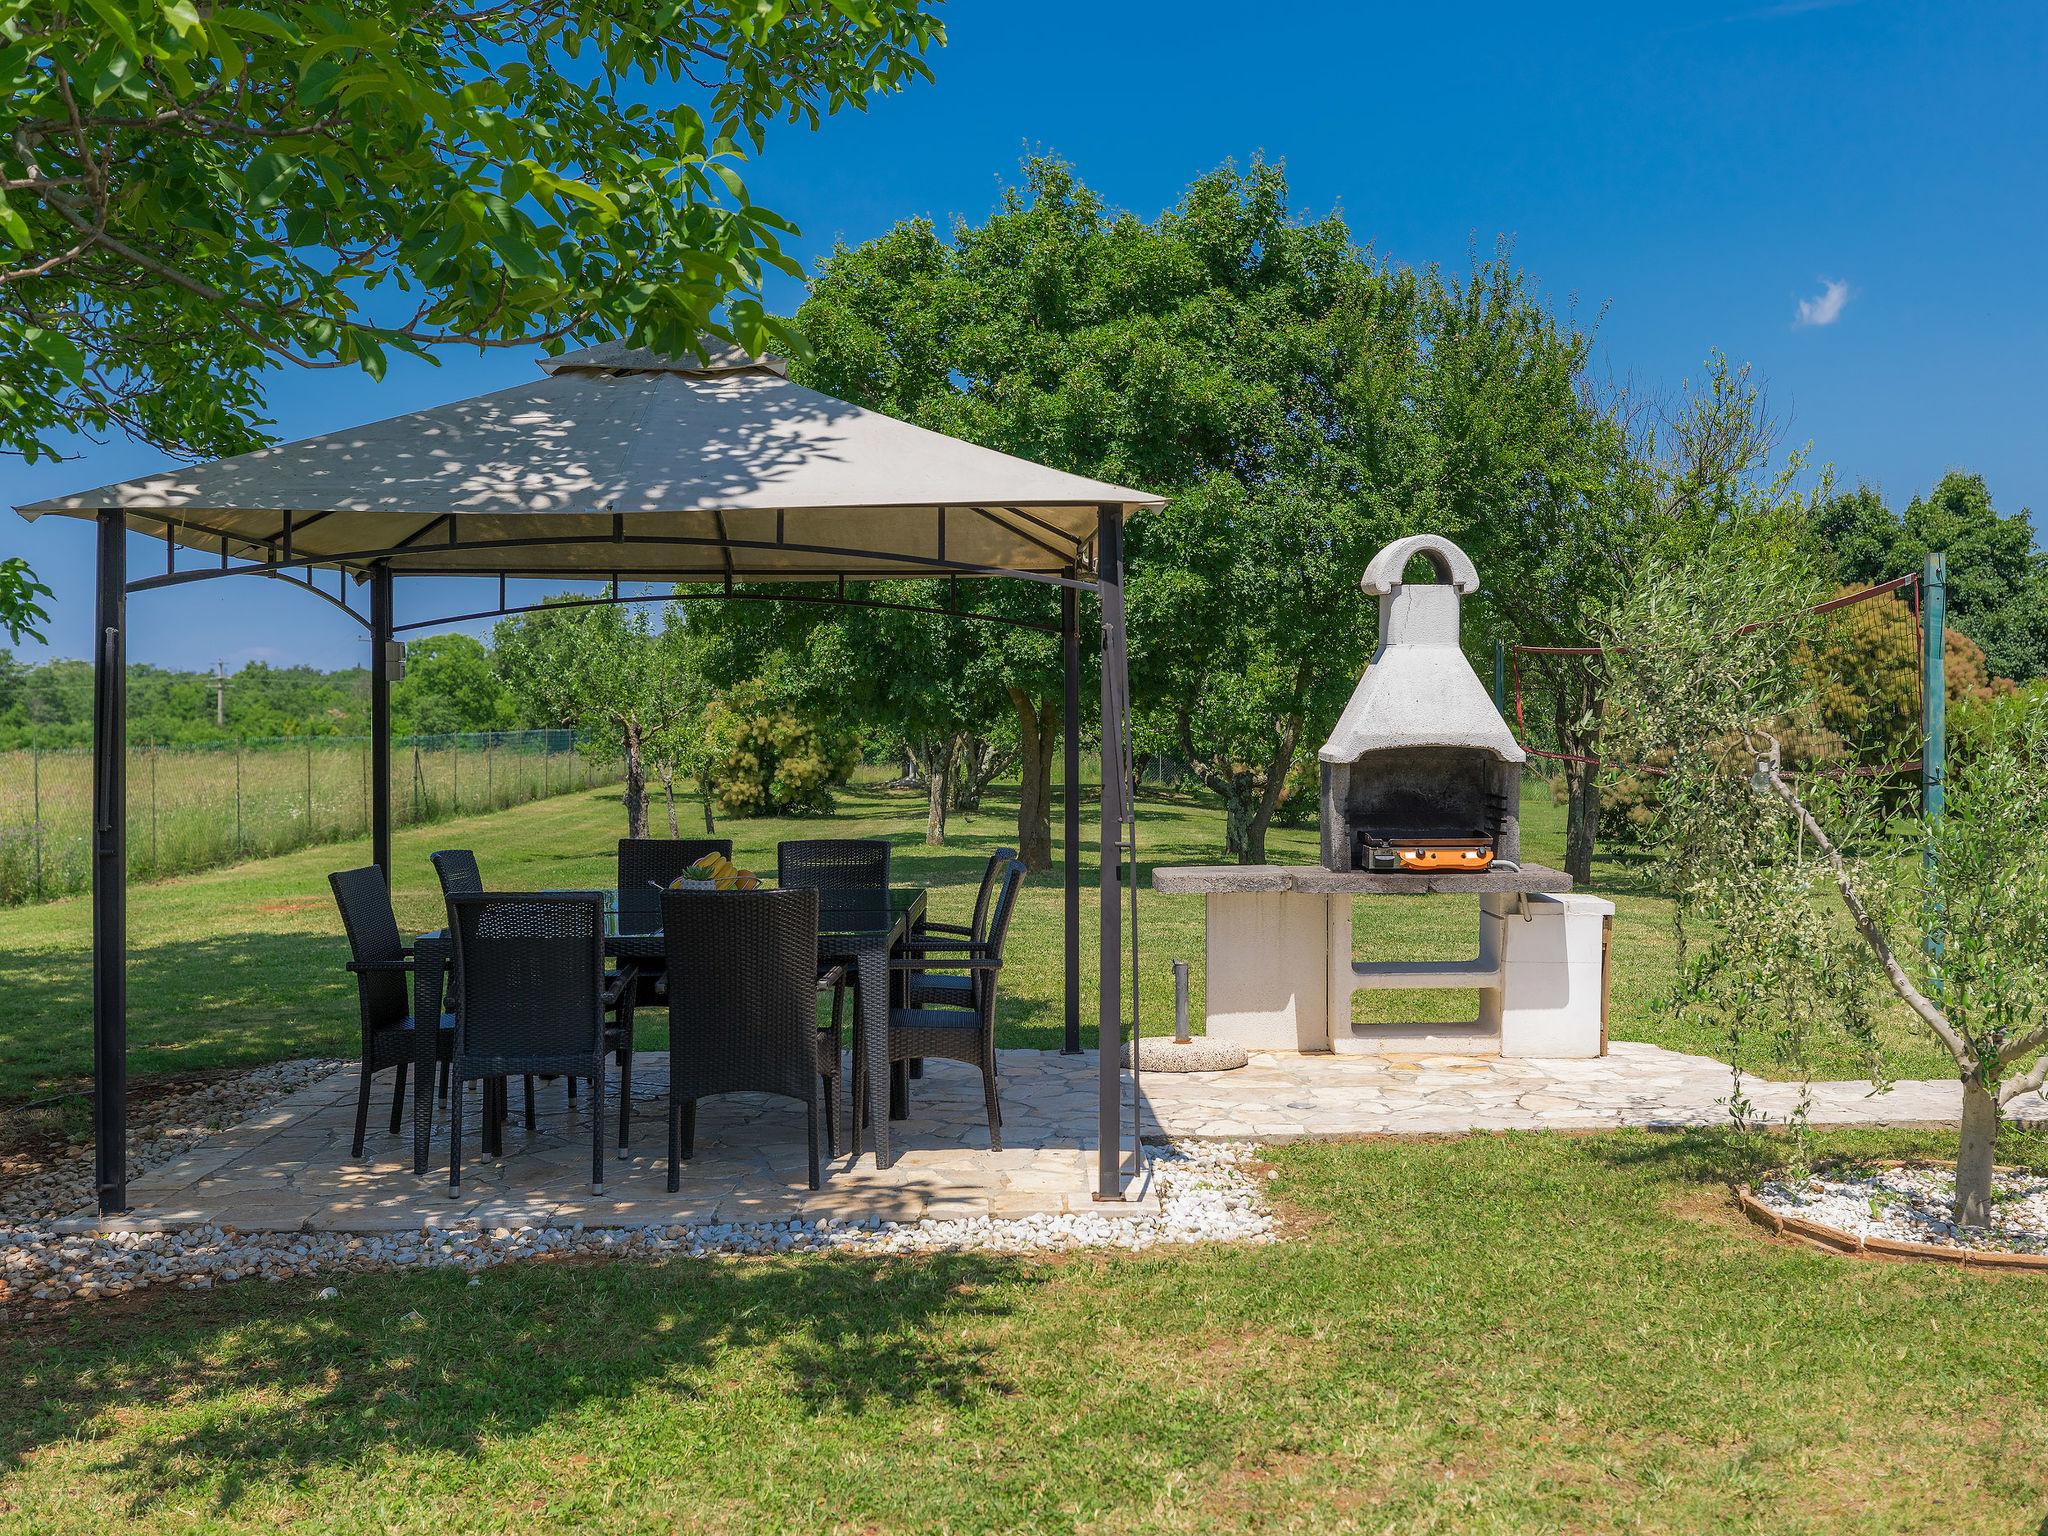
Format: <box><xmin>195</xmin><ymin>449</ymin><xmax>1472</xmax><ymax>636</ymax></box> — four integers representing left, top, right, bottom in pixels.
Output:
<box><xmin>1061</xmin><ymin>577</ymin><xmax>1082</xmax><ymax>1056</ymax></box>
<box><xmin>91</xmin><ymin>509</ymin><xmax>128</xmax><ymax>1215</ymax></box>
<box><xmin>1095</xmin><ymin>508</ymin><xmax>1128</xmax><ymax>1200</ymax></box>
<box><xmin>369</xmin><ymin>565</ymin><xmax>394</xmax><ymax>881</ymax></box>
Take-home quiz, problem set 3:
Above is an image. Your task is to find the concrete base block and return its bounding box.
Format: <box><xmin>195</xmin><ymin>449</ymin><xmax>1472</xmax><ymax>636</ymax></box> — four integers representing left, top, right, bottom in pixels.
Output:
<box><xmin>1204</xmin><ymin>891</ymin><xmax>1332</xmax><ymax>1051</ymax></box>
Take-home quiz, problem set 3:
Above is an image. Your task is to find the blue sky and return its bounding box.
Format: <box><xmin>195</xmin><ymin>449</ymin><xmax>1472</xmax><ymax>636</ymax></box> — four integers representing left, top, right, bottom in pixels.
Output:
<box><xmin>5</xmin><ymin>0</ymin><xmax>2043</xmax><ymax>671</ymax></box>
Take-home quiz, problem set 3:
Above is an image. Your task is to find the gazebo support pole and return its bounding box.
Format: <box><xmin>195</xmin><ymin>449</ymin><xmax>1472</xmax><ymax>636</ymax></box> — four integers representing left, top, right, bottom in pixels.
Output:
<box><xmin>1061</xmin><ymin>579</ymin><xmax>1082</xmax><ymax>1055</ymax></box>
<box><xmin>91</xmin><ymin>510</ymin><xmax>128</xmax><ymax>1215</ymax></box>
<box><xmin>1096</xmin><ymin>508</ymin><xmax>1127</xmax><ymax>1199</ymax></box>
<box><xmin>369</xmin><ymin>566</ymin><xmax>393</xmax><ymax>880</ymax></box>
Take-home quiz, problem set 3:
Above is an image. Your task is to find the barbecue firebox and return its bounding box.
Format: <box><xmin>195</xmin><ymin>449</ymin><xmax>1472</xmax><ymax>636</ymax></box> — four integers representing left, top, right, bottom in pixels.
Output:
<box><xmin>1318</xmin><ymin>535</ymin><xmax>1525</xmax><ymax>875</ymax></box>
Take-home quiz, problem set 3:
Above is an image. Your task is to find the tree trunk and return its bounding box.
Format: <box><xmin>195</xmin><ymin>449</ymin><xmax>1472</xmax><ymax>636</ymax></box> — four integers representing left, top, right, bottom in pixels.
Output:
<box><xmin>658</xmin><ymin>767</ymin><xmax>679</xmax><ymax>837</ymax></box>
<box><xmin>1010</xmin><ymin>687</ymin><xmax>1058</xmax><ymax>873</ymax></box>
<box><xmin>1956</xmin><ymin>1079</ymin><xmax>2000</xmax><ymax>1227</ymax></box>
<box><xmin>621</xmin><ymin>724</ymin><xmax>648</xmax><ymax>837</ymax></box>
<box><xmin>951</xmin><ymin>733</ymin><xmax>986</xmax><ymax>812</ymax></box>
<box><xmin>1220</xmin><ymin>718</ymin><xmax>1301</xmax><ymax>865</ymax></box>
<box><xmin>698</xmin><ymin>772</ymin><xmax>717</xmax><ymax>834</ymax></box>
<box><xmin>1563</xmin><ymin>756</ymin><xmax>1599</xmax><ymax>886</ymax></box>
<box><xmin>923</xmin><ymin>735</ymin><xmax>955</xmax><ymax>845</ymax></box>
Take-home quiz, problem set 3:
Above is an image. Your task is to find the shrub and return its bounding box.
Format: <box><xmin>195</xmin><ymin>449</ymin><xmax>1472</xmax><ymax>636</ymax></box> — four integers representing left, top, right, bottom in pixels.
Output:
<box><xmin>706</xmin><ymin>686</ymin><xmax>860</xmax><ymax>817</ymax></box>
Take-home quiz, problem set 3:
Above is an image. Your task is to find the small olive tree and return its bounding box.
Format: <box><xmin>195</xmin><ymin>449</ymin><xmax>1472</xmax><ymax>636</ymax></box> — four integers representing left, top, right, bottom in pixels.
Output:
<box><xmin>1603</xmin><ymin>555</ymin><xmax>2048</xmax><ymax>1225</ymax></box>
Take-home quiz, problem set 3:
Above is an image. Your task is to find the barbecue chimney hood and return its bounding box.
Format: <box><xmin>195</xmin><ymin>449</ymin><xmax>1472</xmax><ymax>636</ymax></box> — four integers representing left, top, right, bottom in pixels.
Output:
<box><xmin>1318</xmin><ymin>535</ymin><xmax>1525</xmax><ymax>874</ymax></box>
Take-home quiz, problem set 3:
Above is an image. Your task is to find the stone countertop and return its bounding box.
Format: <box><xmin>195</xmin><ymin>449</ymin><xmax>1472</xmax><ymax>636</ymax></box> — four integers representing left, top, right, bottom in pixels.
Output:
<box><xmin>1150</xmin><ymin>863</ymin><xmax>1574</xmax><ymax>896</ymax></box>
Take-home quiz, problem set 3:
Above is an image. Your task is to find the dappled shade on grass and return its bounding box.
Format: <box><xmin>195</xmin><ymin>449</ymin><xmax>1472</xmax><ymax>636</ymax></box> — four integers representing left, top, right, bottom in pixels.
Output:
<box><xmin>5</xmin><ymin>1128</ymin><xmax>2048</xmax><ymax>1532</ymax></box>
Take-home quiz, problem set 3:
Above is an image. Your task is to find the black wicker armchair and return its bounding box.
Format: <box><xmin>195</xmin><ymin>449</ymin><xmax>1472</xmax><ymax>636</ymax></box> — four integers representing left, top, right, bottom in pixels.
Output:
<box><xmin>776</xmin><ymin>838</ymin><xmax>891</xmax><ymax>929</ymax></box>
<box><xmin>881</xmin><ymin>858</ymin><xmax>1024</xmax><ymax>1150</ymax></box>
<box><xmin>617</xmin><ymin>837</ymin><xmax>731</xmax><ymax>934</ymax></box>
<box><xmin>329</xmin><ymin>866</ymin><xmax>453</xmax><ymax>1159</ymax></box>
<box><xmin>445</xmin><ymin>892</ymin><xmax>633</xmax><ymax>1197</ymax></box>
<box><xmin>662</xmin><ymin>886</ymin><xmax>846</xmax><ymax>1191</ymax></box>
<box><xmin>909</xmin><ymin>846</ymin><xmax>1016</xmax><ymax>1008</ymax></box>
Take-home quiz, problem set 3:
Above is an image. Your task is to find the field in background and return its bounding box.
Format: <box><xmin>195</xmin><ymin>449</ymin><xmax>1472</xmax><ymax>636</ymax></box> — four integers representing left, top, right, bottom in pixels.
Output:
<box><xmin>0</xmin><ymin>730</ymin><xmax>620</xmax><ymax>906</ymax></box>
<box><xmin>0</xmin><ymin>768</ymin><xmax>1954</xmax><ymax>1105</ymax></box>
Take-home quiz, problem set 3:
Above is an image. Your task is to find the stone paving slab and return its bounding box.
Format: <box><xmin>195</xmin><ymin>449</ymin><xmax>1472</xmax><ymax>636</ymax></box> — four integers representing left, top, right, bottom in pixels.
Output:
<box><xmin>64</xmin><ymin>1042</ymin><xmax>1989</xmax><ymax>1235</ymax></box>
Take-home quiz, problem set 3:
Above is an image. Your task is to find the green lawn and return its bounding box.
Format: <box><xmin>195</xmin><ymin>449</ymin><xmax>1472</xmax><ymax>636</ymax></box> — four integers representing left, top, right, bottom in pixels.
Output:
<box><xmin>5</xmin><ymin>1128</ymin><xmax>2046</xmax><ymax>1533</ymax></box>
<box><xmin>0</xmin><ymin>771</ymin><xmax>1951</xmax><ymax>1105</ymax></box>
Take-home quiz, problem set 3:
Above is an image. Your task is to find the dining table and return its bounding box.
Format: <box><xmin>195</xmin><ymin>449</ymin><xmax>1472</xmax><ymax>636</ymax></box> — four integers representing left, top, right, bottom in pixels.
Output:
<box><xmin>410</xmin><ymin>884</ymin><xmax>928</xmax><ymax>1177</ymax></box>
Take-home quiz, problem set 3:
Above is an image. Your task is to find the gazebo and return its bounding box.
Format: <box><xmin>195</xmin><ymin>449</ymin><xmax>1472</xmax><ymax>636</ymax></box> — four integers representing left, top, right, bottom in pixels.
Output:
<box><xmin>17</xmin><ymin>341</ymin><xmax>1162</xmax><ymax>1216</ymax></box>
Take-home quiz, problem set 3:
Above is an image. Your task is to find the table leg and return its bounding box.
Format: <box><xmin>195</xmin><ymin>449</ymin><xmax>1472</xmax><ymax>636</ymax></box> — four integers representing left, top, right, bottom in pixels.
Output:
<box><xmin>890</xmin><ymin>1061</ymin><xmax>910</xmax><ymax>1120</ymax></box>
<box><xmin>412</xmin><ymin>941</ymin><xmax>446</xmax><ymax>1176</ymax></box>
<box><xmin>857</xmin><ymin>938</ymin><xmax>892</xmax><ymax>1169</ymax></box>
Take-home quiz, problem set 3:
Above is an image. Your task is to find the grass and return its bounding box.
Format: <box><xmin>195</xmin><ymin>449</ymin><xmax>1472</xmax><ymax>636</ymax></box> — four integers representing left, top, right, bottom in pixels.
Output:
<box><xmin>0</xmin><ymin>770</ymin><xmax>1955</xmax><ymax>1106</ymax></box>
<box><xmin>5</xmin><ymin>1127</ymin><xmax>2047</xmax><ymax>1533</ymax></box>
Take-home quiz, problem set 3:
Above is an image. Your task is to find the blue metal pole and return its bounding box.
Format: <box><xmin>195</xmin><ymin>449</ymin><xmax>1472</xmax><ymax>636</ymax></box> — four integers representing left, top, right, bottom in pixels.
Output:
<box><xmin>1493</xmin><ymin>639</ymin><xmax>1507</xmax><ymax>716</ymax></box>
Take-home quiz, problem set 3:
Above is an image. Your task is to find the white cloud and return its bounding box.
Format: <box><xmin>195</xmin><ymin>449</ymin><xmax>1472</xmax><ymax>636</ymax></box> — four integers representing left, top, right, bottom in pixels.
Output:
<box><xmin>1795</xmin><ymin>277</ymin><xmax>1852</xmax><ymax>327</ymax></box>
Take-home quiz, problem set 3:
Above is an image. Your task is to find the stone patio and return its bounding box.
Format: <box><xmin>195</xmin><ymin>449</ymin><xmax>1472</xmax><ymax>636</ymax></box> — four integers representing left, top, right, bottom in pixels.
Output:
<box><xmin>67</xmin><ymin>1041</ymin><xmax>1989</xmax><ymax>1236</ymax></box>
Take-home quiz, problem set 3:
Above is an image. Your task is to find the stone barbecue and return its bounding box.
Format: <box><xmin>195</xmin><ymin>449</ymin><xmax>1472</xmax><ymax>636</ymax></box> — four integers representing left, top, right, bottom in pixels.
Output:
<box><xmin>1318</xmin><ymin>534</ymin><xmax>1524</xmax><ymax>875</ymax></box>
<box><xmin>1153</xmin><ymin>531</ymin><xmax>1612</xmax><ymax>1061</ymax></box>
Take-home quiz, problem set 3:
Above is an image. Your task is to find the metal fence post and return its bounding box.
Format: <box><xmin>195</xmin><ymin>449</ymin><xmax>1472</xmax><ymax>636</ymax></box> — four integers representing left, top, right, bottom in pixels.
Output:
<box><xmin>31</xmin><ymin>743</ymin><xmax>41</xmax><ymax>899</ymax></box>
<box><xmin>452</xmin><ymin>738</ymin><xmax>459</xmax><ymax>815</ymax></box>
<box><xmin>234</xmin><ymin>740</ymin><xmax>243</xmax><ymax>855</ymax></box>
<box><xmin>150</xmin><ymin>745</ymin><xmax>159</xmax><ymax>872</ymax></box>
<box><xmin>306</xmin><ymin>738</ymin><xmax>314</xmax><ymax>842</ymax></box>
<box><xmin>1493</xmin><ymin>639</ymin><xmax>1507</xmax><ymax>715</ymax></box>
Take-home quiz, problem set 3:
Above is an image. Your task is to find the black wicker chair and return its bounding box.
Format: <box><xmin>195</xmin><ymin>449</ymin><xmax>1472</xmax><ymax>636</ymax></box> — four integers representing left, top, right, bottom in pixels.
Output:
<box><xmin>617</xmin><ymin>837</ymin><xmax>731</xmax><ymax>934</ymax></box>
<box><xmin>662</xmin><ymin>886</ymin><xmax>846</xmax><ymax>1191</ymax></box>
<box><xmin>427</xmin><ymin>849</ymin><xmax>484</xmax><ymax>1105</ymax></box>
<box><xmin>445</xmin><ymin>892</ymin><xmax>632</xmax><ymax>1197</ymax></box>
<box><xmin>881</xmin><ymin>858</ymin><xmax>1024</xmax><ymax>1150</ymax></box>
<box><xmin>909</xmin><ymin>845</ymin><xmax>1016</xmax><ymax>1008</ymax></box>
<box><xmin>776</xmin><ymin>838</ymin><xmax>891</xmax><ymax>930</ymax></box>
<box><xmin>329</xmin><ymin>866</ymin><xmax>453</xmax><ymax>1159</ymax></box>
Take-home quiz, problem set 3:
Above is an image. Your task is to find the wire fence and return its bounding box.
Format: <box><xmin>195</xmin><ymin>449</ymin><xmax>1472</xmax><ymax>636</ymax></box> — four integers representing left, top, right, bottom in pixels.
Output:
<box><xmin>0</xmin><ymin>729</ymin><xmax>620</xmax><ymax>907</ymax></box>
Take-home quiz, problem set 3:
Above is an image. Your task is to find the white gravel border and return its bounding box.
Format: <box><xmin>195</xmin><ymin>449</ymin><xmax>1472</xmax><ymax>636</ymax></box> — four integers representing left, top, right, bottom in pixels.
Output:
<box><xmin>1754</xmin><ymin>1164</ymin><xmax>2048</xmax><ymax>1255</ymax></box>
<box><xmin>0</xmin><ymin>1142</ymin><xmax>1275</xmax><ymax>1318</ymax></box>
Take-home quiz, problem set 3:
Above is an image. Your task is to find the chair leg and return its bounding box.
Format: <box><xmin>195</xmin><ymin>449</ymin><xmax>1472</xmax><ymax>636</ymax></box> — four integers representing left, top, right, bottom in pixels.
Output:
<box><xmin>566</xmin><ymin>1075</ymin><xmax>578</xmax><ymax>1102</ymax></box>
<box><xmin>822</xmin><ymin>1073</ymin><xmax>840</xmax><ymax>1158</ymax></box>
<box><xmin>667</xmin><ymin>1093</ymin><xmax>684</xmax><ymax>1194</ymax></box>
<box><xmin>448</xmin><ymin>1076</ymin><xmax>464</xmax><ymax>1198</ymax></box>
<box><xmin>982</xmin><ymin>1063</ymin><xmax>1003</xmax><ymax>1153</ymax></box>
<box><xmin>806</xmin><ymin>1096</ymin><xmax>822</xmax><ymax>1191</ymax></box>
<box><xmin>616</xmin><ymin>1043</ymin><xmax>633</xmax><ymax>1156</ymax></box>
<box><xmin>388</xmin><ymin>1060</ymin><xmax>409</xmax><ymax>1136</ymax></box>
<box><xmin>436</xmin><ymin>1058</ymin><xmax>450</xmax><ymax>1102</ymax></box>
<box><xmin>523</xmin><ymin>1074</ymin><xmax>537</xmax><ymax>1131</ymax></box>
<box><xmin>351</xmin><ymin>1059</ymin><xmax>375</xmax><ymax>1160</ymax></box>
<box><xmin>590</xmin><ymin>1068</ymin><xmax>606</xmax><ymax>1198</ymax></box>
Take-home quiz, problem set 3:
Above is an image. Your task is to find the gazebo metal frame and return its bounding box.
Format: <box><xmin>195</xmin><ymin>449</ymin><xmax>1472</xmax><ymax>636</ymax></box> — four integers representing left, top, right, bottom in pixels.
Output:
<box><xmin>33</xmin><ymin>346</ymin><xmax>1154</xmax><ymax>1216</ymax></box>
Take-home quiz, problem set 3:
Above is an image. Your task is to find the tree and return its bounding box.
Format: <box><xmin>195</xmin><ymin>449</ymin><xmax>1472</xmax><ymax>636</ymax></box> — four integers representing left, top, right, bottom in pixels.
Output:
<box><xmin>1602</xmin><ymin>553</ymin><xmax>2048</xmax><ymax>1228</ymax></box>
<box><xmin>1818</xmin><ymin>472</ymin><xmax>2047</xmax><ymax>681</ymax></box>
<box><xmin>493</xmin><ymin>599</ymin><xmax>699</xmax><ymax>837</ymax></box>
<box><xmin>0</xmin><ymin>1</ymin><xmax>943</xmax><ymax>462</ymax></box>
<box><xmin>798</xmin><ymin>157</ymin><xmax>1425</xmax><ymax>864</ymax></box>
<box><xmin>390</xmin><ymin>634</ymin><xmax>519</xmax><ymax>735</ymax></box>
<box><xmin>0</xmin><ymin>558</ymin><xmax>51</xmax><ymax>643</ymax></box>
<box><xmin>1802</xmin><ymin>588</ymin><xmax>2013</xmax><ymax>765</ymax></box>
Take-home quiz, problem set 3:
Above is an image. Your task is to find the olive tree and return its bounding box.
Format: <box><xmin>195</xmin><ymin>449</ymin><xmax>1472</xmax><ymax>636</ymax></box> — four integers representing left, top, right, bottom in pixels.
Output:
<box><xmin>1603</xmin><ymin>554</ymin><xmax>2048</xmax><ymax>1227</ymax></box>
<box><xmin>493</xmin><ymin>598</ymin><xmax>702</xmax><ymax>838</ymax></box>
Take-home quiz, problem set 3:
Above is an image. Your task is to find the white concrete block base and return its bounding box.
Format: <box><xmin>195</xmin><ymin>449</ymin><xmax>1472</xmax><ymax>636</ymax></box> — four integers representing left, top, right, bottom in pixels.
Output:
<box><xmin>1199</xmin><ymin>888</ymin><xmax>1614</xmax><ymax>1059</ymax></box>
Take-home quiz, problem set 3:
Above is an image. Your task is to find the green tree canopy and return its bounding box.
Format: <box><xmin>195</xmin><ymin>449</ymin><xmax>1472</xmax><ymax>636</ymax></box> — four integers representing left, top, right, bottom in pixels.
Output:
<box><xmin>1817</xmin><ymin>472</ymin><xmax>2047</xmax><ymax>681</ymax></box>
<box><xmin>391</xmin><ymin>633</ymin><xmax>522</xmax><ymax>736</ymax></box>
<box><xmin>0</xmin><ymin>0</ymin><xmax>943</xmax><ymax>461</ymax></box>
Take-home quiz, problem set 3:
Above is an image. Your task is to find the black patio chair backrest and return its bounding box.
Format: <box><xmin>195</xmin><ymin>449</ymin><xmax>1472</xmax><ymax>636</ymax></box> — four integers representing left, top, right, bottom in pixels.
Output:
<box><xmin>776</xmin><ymin>838</ymin><xmax>891</xmax><ymax>932</ymax></box>
<box><xmin>617</xmin><ymin>837</ymin><xmax>732</xmax><ymax>934</ymax></box>
<box><xmin>663</xmin><ymin>885</ymin><xmax>821</xmax><ymax>1104</ymax></box>
<box><xmin>447</xmin><ymin>892</ymin><xmax>607</xmax><ymax>1074</ymax></box>
<box><xmin>430</xmin><ymin>848</ymin><xmax>482</xmax><ymax>902</ymax></box>
<box><xmin>329</xmin><ymin>866</ymin><xmax>408</xmax><ymax>1029</ymax></box>
<box><xmin>974</xmin><ymin>858</ymin><xmax>1027</xmax><ymax>1015</ymax></box>
<box><xmin>970</xmin><ymin>846</ymin><xmax>1018</xmax><ymax>941</ymax></box>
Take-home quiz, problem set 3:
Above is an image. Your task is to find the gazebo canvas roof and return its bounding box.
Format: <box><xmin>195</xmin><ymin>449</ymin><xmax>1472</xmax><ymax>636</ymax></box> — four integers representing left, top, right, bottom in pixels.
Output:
<box><xmin>17</xmin><ymin>341</ymin><xmax>1161</xmax><ymax>582</ymax></box>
